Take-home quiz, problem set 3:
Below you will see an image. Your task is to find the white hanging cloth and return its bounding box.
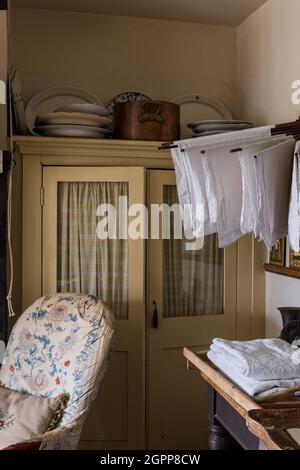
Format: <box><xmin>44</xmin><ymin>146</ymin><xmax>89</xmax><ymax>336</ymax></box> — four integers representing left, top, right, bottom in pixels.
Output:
<box><xmin>171</xmin><ymin>125</ymin><xmax>295</xmax><ymax>249</ymax></box>
<box><xmin>172</xmin><ymin>146</ymin><xmax>217</xmax><ymax>238</ymax></box>
<box><xmin>201</xmin><ymin>144</ymin><xmax>243</xmax><ymax>248</ymax></box>
<box><xmin>289</xmin><ymin>142</ymin><xmax>300</xmax><ymax>252</ymax></box>
<box><xmin>238</xmin><ymin>136</ymin><xmax>293</xmax><ymax>236</ymax></box>
<box><xmin>172</xmin><ymin>126</ymin><xmax>275</xmax><ymax>240</ymax></box>
<box><xmin>202</xmin><ymin>136</ymin><xmax>292</xmax><ymax>248</ymax></box>
<box><xmin>254</xmin><ymin>139</ymin><xmax>295</xmax><ymax>250</ymax></box>
<box><xmin>171</xmin><ymin>147</ymin><xmax>195</xmax><ymax>234</ymax></box>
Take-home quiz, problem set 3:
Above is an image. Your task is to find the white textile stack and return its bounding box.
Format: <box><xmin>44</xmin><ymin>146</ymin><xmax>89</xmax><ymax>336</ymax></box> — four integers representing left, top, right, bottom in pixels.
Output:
<box><xmin>207</xmin><ymin>338</ymin><xmax>300</xmax><ymax>398</ymax></box>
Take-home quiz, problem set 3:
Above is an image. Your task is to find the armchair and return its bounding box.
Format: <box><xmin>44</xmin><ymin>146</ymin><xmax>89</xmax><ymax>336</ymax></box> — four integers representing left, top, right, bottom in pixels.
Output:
<box><xmin>0</xmin><ymin>293</ymin><xmax>115</xmax><ymax>450</ymax></box>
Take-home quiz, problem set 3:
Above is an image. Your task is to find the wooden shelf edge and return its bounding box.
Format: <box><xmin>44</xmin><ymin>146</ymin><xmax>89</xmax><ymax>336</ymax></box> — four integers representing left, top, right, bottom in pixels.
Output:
<box><xmin>264</xmin><ymin>263</ymin><xmax>300</xmax><ymax>279</ymax></box>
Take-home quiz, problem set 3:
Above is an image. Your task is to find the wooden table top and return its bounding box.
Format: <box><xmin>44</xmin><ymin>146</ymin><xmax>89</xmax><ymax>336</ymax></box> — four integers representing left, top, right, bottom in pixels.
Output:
<box><xmin>183</xmin><ymin>347</ymin><xmax>300</xmax><ymax>450</ymax></box>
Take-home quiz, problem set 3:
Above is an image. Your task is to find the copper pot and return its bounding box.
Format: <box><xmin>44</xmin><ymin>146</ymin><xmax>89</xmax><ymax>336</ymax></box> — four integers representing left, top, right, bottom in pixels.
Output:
<box><xmin>113</xmin><ymin>100</ymin><xmax>180</xmax><ymax>141</ymax></box>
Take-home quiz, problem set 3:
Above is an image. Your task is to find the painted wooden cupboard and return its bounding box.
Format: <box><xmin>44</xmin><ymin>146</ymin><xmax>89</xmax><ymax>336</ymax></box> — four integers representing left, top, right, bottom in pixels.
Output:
<box><xmin>14</xmin><ymin>137</ymin><xmax>266</xmax><ymax>449</ymax></box>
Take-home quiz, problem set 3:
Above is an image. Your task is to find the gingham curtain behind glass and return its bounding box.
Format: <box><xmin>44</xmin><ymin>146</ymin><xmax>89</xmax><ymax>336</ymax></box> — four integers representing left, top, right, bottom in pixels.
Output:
<box><xmin>57</xmin><ymin>181</ymin><xmax>128</xmax><ymax>320</ymax></box>
<box><xmin>163</xmin><ymin>185</ymin><xmax>224</xmax><ymax>318</ymax></box>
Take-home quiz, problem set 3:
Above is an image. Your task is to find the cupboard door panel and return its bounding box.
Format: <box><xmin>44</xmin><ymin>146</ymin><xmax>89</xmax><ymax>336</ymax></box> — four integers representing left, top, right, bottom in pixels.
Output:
<box><xmin>147</xmin><ymin>170</ymin><xmax>237</xmax><ymax>449</ymax></box>
<box><xmin>43</xmin><ymin>166</ymin><xmax>145</xmax><ymax>449</ymax></box>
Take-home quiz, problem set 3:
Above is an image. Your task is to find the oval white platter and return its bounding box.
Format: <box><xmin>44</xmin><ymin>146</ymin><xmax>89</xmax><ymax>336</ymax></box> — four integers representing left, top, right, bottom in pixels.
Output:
<box><xmin>26</xmin><ymin>86</ymin><xmax>104</xmax><ymax>134</ymax></box>
<box><xmin>56</xmin><ymin>103</ymin><xmax>110</xmax><ymax>117</ymax></box>
<box><xmin>34</xmin><ymin>124</ymin><xmax>112</xmax><ymax>138</ymax></box>
<box><xmin>36</xmin><ymin>112</ymin><xmax>112</xmax><ymax>128</ymax></box>
<box><xmin>192</xmin><ymin>130</ymin><xmax>234</xmax><ymax>137</ymax></box>
<box><xmin>191</xmin><ymin>121</ymin><xmax>254</xmax><ymax>133</ymax></box>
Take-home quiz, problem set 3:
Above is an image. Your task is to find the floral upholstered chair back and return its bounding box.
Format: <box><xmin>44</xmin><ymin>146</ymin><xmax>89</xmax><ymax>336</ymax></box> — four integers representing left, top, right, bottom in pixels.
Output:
<box><xmin>0</xmin><ymin>293</ymin><xmax>115</xmax><ymax>449</ymax></box>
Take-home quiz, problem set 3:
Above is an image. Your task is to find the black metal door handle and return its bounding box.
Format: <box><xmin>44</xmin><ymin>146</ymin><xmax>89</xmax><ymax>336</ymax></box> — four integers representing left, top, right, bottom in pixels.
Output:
<box><xmin>152</xmin><ymin>301</ymin><xmax>159</xmax><ymax>329</ymax></box>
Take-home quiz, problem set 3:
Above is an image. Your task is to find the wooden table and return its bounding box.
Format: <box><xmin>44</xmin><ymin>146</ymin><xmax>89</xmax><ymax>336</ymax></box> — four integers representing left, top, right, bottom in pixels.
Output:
<box><xmin>183</xmin><ymin>347</ymin><xmax>300</xmax><ymax>450</ymax></box>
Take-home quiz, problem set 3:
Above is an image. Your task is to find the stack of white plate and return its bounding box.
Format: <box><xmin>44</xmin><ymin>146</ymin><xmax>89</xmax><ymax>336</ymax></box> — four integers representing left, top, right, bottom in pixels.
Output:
<box><xmin>34</xmin><ymin>103</ymin><xmax>112</xmax><ymax>138</ymax></box>
<box><xmin>187</xmin><ymin>120</ymin><xmax>255</xmax><ymax>137</ymax></box>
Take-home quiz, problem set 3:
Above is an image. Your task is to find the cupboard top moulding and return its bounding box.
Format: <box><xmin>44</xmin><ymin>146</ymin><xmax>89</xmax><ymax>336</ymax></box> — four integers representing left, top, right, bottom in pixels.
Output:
<box><xmin>13</xmin><ymin>136</ymin><xmax>172</xmax><ymax>169</ymax></box>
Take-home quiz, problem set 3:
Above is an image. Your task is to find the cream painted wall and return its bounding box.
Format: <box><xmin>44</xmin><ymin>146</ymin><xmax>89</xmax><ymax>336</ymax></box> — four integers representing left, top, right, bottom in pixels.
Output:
<box><xmin>238</xmin><ymin>0</ymin><xmax>300</xmax><ymax>124</ymax></box>
<box><xmin>10</xmin><ymin>8</ymin><xmax>237</xmax><ymax>113</ymax></box>
<box><xmin>13</xmin><ymin>4</ymin><xmax>299</xmax><ymax>338</ymax></box>
<box><xmin>238</xmin><ymin>0</ymin><xmax>300</xmax><ymax>337</ymax></box>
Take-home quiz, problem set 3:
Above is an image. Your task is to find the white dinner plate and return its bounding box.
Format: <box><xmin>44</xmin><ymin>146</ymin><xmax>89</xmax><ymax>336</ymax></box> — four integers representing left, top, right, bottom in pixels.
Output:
<box><xmin>34</xmin><ymin>125</ymin><xmax>112</xmax><ymax>138</ymax></box>
<box><xmin>188</xmin><ymin>119</ymin><xmax>254</xmax><ymax>128</ymax></box>
<box><xmin>189</xmin><ymin>120</ymin><xmax>254</xmax><ymax>133</ymax></box>
<box><xmin>192</xmin><ymin>130</ymin><xmax>233</xmax><ymax>137</ymax></box>
<box><xmin>10</xmin><ymin>65</ymin><xmax>28</xmax><ymax>135</ymax></box>
<box><xmin>171</xmin><ymin>94</ymin><xmax>233</xmax><ymax>139</ymax></box>
<box><xmin>36</xmin><ymin>112</ymin><xmax>112</xmax><ymax>128</ymax></box>
<box><xmin>26</xmin><ymin>86</ymin><xmax>104</xmax><ymax>134</ymax></box>
<box><xmin>56</xmin><ymin>103</ymin><xmax>110</xmax><ymax>117</ymax></box>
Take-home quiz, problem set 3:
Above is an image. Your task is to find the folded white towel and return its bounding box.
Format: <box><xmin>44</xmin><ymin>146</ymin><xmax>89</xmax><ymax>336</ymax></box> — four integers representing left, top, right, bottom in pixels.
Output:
<box><xmin>211</xmin><ymin>338</ymin><xmax>299</xmax><ymax>381</ymax></box>
<box><xmin>208</xmin><ymin>350</ymin><xmax>300</xmax><ymax>398</ymax></box>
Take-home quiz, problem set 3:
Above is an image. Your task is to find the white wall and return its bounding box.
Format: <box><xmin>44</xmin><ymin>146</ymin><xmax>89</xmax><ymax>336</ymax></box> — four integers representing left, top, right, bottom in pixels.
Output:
<box><xmin>10</xmin><ymin>8</ymin><xmax>237</xmax><ymax>114</ymax></box>
<box><xmin>238</xmin><ymin>0</ymin><xmax>300</xmax><ymax>337</ymax></box>
<box><xmin>266</xmin><ymin>273</ymin><xmax>300</xmax><ymax>337</ymax></box>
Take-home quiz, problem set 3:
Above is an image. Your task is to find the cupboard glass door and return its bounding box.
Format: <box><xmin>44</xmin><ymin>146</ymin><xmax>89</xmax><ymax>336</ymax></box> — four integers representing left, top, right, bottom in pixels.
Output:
<box><xmin>42</xmin><ymin>166</ymin><xmax>145</xmax><ymax>449</ymax></box>
<box><xmin>147</xmin><ymin>170</ymin><xmax>237</xmax><ymax>449</ymax></box>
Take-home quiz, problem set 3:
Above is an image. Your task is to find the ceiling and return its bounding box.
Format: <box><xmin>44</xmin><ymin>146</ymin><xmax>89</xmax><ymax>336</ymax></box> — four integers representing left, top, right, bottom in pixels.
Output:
<box><xmin>12</xmin><ymin>0</ymin><xmax>269</xmax><ymax>27</ymax></box>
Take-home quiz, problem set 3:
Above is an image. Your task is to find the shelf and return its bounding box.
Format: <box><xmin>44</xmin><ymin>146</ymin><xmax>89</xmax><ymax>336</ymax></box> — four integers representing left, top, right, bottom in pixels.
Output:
<box><xmin>264</xmin><ymin>264</ymin><xmax>300</xmax><ymax>279</ymax></box>
<box><xmin>13</xmin><ymin>135</ymin><xmax>173</xmax><ymax>169</ymax></box>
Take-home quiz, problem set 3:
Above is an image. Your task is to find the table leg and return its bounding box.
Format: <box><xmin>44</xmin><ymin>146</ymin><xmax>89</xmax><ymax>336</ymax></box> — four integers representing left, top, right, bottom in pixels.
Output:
<box><xmin>207</xmin><ymin>385</ymin><xmax>240</xmax><ymax>450</ymax></box>
<box><xmin>209</xmin><ymin>422</ymin><xmax>238</xmax><ymax>450</ymax></box>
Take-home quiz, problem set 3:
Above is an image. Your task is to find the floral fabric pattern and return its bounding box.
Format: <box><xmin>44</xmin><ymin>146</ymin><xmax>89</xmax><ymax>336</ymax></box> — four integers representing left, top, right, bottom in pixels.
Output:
<box><xmin>0</xmin><ymin>409</ymin><xmax>14</xmax><ymax>431</ymax></box>
<box><xmin>0</xmin><ymin>293</ymin><xmax>115</xmax><ymax>448</ymax></box>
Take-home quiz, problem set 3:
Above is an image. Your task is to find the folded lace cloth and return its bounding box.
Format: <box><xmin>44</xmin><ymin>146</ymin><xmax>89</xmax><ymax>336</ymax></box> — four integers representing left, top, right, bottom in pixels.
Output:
<box><xmin>207</xmin><ymin>349</ymin><xmax>300</xmax><ymax>398</ymax></box>
<box><xmin>210</xmin><ymin>338</ymin><xmax>300</xmax><ymax>381</ymax></box>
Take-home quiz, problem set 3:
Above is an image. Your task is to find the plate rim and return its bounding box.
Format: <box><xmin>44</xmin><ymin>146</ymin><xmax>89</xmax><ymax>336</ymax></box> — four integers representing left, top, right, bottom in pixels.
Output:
<box><xmin>26</xmin><ymin>86</ymin><xmax>104</xmax><ymax>134</ymax></box>
<box><xmin>10</xmin><ymin>65</ymin><xmax>28</xmax><ymax>134</ymax></box>
<box><xmin>34</xmin><ymin>124</ymin><xmax>112</xmax><ymax>134</ymax></box>
<box><xmin>192</xmin><ymin>123</ymin><xmax>254</xmax><ymax>131</ymax></box>
<box><xmin>37</xmin><ymin>111</ymin><xmax>112</xmax><ymax>126</ymax></box>
<box><xmin>56</xmin><ymin>103</ymin><xmax>110</xmax><ymax>117</ymax></box>
<box><xmin>188</xmin><ymin>120</ymin><xmax>254</xmax><ymax>128</ymax></box>
<box><xmin>171</xmin><ymin>94</ymin><xmax>233</xmax><ymax>121</ymax></box>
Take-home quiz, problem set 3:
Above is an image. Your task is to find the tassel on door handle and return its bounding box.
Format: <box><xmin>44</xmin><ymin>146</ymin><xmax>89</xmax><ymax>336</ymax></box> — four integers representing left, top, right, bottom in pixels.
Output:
<box><xmin>152</xmin><ymin>301</ymin><xmax>159</xmax><ymax>329</ymax></box>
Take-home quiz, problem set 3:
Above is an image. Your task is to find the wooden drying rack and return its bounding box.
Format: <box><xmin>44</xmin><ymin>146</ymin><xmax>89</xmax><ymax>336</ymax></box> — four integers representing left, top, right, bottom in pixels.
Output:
<box><xmin>159</xmin><ymin>118</ymin><xmax>300</xmax><ymax>150</ymax></box>
<box><xmin>161</xmin><ymin>118</ymin><xmax>300</xmax><ymax>279</ymax></box>
<box><xmin>184</xmin><ymin>348</ymin><xmax>300</xmax><ymax>450</ymax></box>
